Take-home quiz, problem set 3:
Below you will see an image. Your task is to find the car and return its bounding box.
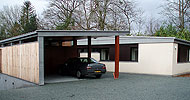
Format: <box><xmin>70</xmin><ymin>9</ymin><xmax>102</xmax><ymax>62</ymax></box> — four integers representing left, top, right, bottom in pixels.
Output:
<box><xmin>58</xmin><ymin>57</ymin><xmax>106</xmax><ymax>78</ymax></box>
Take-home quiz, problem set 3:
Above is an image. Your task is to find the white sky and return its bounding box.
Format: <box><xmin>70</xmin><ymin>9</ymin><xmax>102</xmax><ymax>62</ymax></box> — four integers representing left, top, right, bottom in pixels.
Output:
<box><xmin>138</xmin><ymin>0</ymin><xmax>165</xmax><ymax>19</ymax></box>
<box><xmin>0</xmin><ymin>0</ymin><xmax>164</xmax><ymax>18</ymax></box>
<box><xmin>0</xmin><ymin>0</ymin><xmax>48</xmax><ymax>15</ymax></box>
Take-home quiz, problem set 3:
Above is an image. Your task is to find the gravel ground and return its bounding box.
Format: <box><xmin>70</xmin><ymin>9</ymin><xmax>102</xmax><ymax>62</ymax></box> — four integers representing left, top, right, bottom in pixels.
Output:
<box><xmin>1</xmin><ymin>72</ymin><xmax>190</xmax><ymax>100</ymax></box>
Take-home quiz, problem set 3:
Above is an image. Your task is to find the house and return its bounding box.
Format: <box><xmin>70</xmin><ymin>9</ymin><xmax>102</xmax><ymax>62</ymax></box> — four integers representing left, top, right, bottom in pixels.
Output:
<box><xmin>0</xmin><ymin>30</ymin><xmax>128</xmax><ymax>85</ymax></box>
<box><xmin>77</xmin><ymin>36</ymin><xmax>190</xmax><ymax>76</ymax></box>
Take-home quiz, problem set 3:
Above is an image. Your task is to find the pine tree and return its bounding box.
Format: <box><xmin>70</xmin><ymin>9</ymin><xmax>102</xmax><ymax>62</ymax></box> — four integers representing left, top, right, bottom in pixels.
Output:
<box><xmin>20</xmin><ymin>1</ymin><xmax>38</xmax><ymax>34</ymax></box>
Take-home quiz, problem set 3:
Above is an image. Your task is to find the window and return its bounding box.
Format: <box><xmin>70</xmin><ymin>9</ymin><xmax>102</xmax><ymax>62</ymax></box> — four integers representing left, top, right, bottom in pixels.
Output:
<box><xmin>79</xmin><ymin>58</ymin><xmax>98</xmax><ymax>63</ymax></box>
<box><xmin>62</xmin><ymin>41</ymin><xmax>72</xmax><ymax>46</ymax></box>
<box><xmin>178</xmin><ymin>44</ymin><xmax>190</xmax><ymax>63</ymax></box>
<box><xmin>100</xmin><ymin>49</ymin><xmax>109</xmax><ymax>61</ymax></box>
<box><xmin>131</xmin><ymin>47</ymin><xmax>138</xmax><ymax>62</ymax></box>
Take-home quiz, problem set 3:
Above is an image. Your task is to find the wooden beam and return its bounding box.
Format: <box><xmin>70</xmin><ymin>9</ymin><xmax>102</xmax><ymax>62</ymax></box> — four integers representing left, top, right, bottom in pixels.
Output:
<box><xmin>88</xmin><ymin>36</ymin><xmax>91</xmax><ymax>58</ymax></box>
<box><xmin>114</xmin><ymin>36</ymin><xmax>119</xmax><ymax>79</ymax></box>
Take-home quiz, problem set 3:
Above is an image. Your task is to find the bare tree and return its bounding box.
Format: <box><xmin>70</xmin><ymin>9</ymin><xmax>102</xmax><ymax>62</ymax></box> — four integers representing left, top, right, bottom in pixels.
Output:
<box><xmin>145</xmin><ymin>17</ymin><xmax>161</xmax><ymax>35</ymax></box>
<box><xmin>74</xmin><ymin>0</ymin><xmax>98</xmax><ymax>30</ymax></box>
<box><xmin>93</xmin><ymin>0</ymin><xmax>111</xmax><ymax>30</ymax></box>
<box><xmin>162</xmin><ymin>0</ymin><xmax>190</xmax><ymax>30</ymax></box>
<box><xmin>43</xmin><ymin>0</ymin><xmax>80</xmax><ymax>30</ymax></box>
<box><xmin>134</xmin><ymin>11</ymin><xmax>145</xmax><ymax>35</ymax></box>
<box><xmin>113</xmin><ymin>0</ymin><xmax>143</xmax><ymax>32</ymax></box>
<box><xmin>75</xmin><ymin>0</ymin><xmax>121</xmax><ymax>30</ymax></box>
<box><xmin>43</xmin><ymin>0</ymin><xmax>144</xmax><ymax>31</ymax></box>
<box><xmin>93</xmin><ymin>0</ymin><xmax>144</xmax><ymax>31</ymax></box>
<box><xmin>0</xmin><ymin>6</ymin><xmax>20</xmax><ymax>29</ymax></box>
<box><xmin>0</xmin><ymin>6</ymin><xmax>21</xmax><ymax>37</ymax></box>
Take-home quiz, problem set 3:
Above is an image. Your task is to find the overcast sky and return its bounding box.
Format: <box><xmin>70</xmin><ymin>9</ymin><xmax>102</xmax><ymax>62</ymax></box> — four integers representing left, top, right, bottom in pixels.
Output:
<box><xmin>0</xmin><ymin>0</ymin><xmax>164</xmax><ymax>18</ymax></box>
<box><xmin>0</xmin><ymin>0</ymin><xmax>48</xmax><ymax>15</ymax></box>
<box><xmin>138</xmin><ymin>0</ymin><xmax>164</xmax><ymax>18</ymax></box>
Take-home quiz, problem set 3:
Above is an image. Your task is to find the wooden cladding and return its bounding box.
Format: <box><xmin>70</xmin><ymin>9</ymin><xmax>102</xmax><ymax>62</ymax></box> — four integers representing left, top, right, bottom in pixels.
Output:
<box><xmin>1</xmin><ymin>42</ymin><xmax>39</xmax><ymax>84</ymax></box>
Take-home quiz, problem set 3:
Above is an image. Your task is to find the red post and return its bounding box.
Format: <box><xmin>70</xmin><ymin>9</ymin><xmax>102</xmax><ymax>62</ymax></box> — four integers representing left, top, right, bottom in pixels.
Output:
<box><xmin>114</xmin><ymin>36</ymin><xmax>119</xmax><ymax>79</ymax></box>
<box><xmin>88</xmin><ymin>36</ymin><xmax>91</xmax><ymax>58</ymax></box>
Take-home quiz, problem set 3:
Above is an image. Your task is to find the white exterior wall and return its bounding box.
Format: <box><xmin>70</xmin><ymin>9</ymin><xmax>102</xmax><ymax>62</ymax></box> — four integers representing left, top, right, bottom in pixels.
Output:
<box><xmin>101</xmin><ymin>43</ymin><xmax>174</xmax><ymax>75</ymax></box>
<box><xmin>172</xmin><ymin>43</ymin><xmax>190</xmax><ymax>75</ymax></box>
<box><xmin>80</xmin><ymin>43</ymin><xmax>174</xmax><ymax>75</ymax></box>
<box><xmin>80</xmin><ymin>43</ymin><xmax>190</xmax><ymax>75</ymax></box>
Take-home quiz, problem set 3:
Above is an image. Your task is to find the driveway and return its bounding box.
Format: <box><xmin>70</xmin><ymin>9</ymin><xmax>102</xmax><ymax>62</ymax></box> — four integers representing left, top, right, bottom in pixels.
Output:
<box><xmin>0</xmin><ymin>72</ymin><xmax>190</xmax><ymax>100</ymax></box>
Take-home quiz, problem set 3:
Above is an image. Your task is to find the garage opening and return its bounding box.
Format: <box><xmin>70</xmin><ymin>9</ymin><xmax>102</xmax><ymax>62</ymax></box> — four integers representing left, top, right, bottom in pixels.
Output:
<box><xmin>44</xmin><ymin>37</ymin><xmax>83</xmax><ymax>83</ymax></box>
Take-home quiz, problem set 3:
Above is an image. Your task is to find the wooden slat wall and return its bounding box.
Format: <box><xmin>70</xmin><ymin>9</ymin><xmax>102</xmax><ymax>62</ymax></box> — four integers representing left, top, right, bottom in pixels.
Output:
<box><xmin>1</xmin><ymin>42</ymin><xmax>39</xmax><ymax>84</ymax></box>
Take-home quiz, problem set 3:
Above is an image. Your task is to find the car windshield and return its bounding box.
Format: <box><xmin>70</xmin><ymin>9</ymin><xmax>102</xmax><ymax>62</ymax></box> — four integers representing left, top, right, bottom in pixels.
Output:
<box><xmin>80</xmin><ymin>58</ymin><xmax>98</xmax><ymax>63</ymax></box>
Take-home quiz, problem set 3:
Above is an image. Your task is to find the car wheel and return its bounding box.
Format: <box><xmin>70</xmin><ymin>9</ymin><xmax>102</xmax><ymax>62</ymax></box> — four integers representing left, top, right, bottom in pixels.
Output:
<box><xmin>76</xmin><ymin>70</ymin><xmax>82</xmax><ymax>79</ymax></box>
<box><xmin>96</xmin><ymin>74</ymin><xmax>102</xmax><ymax>78</ymax></box>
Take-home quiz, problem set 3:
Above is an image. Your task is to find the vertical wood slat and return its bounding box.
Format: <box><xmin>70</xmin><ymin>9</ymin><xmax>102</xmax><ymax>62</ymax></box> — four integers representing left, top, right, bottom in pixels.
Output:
<box><xmin>1</xmin><ymin>42</ymin><xmax>39</xmax><ymax>84</ymax></box>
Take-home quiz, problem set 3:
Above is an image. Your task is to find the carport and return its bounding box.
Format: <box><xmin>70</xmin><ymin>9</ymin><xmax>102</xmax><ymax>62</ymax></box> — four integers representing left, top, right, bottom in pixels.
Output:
<box><xmin>0</xmin><ymin>30</ymin><xmax>129</xmax><ymax>85</ymax></box>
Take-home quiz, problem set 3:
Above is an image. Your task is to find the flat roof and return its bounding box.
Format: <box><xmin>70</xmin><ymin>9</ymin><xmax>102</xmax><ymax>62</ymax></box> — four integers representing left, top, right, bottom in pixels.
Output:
<box><xmin>0</xmin><ymin>30</ymin><xmax>129</xmax><ymax>45</ymax></box>
<box><xmin>0</xmin><ymin>31</ymin><xmax>37</xmax><ymax>44</ymax></box>
<box><xmin>77</xmin><ymin>36</ymin><xmax>190</xmax><ymax>46</ymax></box>
<box><xmin>37</xmin><ymin>30</ymin><xmax>129</xmax><ymax>37</ymax></box>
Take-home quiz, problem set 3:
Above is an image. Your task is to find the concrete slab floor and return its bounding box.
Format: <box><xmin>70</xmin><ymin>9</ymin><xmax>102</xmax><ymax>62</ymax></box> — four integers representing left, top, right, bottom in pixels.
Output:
<box><xmin>44</xmin><ymin>75</ymin><xmax>85</xmax><ymax>84</ymax></box>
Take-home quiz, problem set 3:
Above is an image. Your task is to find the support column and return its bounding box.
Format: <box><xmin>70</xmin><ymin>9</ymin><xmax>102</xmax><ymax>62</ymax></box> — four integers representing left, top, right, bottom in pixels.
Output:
<box><xmin>73</xmin><ymin>37</ymin><xmax>78</xmax><ymax>57</ymax></box>
<box><xmin>38</xmin><ymin>36</ymin><xmax>44</xmax><ymax>85</ymax></box>
<box><xmin>114</xmin><ymin>36</ymin><xmax>119</xmax><ymax>79</ymax></box>
<box><xmin>19</xmin><ymin>41</ymin><xmax>22</xmax><ymax>44</ymax></box>
<box><xmin>88</xmin><ymin>36</ymin><xmax>91</xmax><ymax>58</ymax></box>
<box><xmin>73</xmin><ymin>37</ymin><xmax>77</xmax><ymax>47</ymax></box>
